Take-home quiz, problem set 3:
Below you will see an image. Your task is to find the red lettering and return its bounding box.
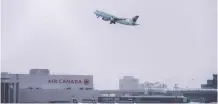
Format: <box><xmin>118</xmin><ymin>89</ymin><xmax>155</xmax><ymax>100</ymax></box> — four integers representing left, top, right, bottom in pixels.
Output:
<box><xmin>75</xmin><ymin>80</ymin><xmax>78</xmax><ymax>83</ymax></box>
<box><xmin>48</xmin><ymin>80</ymin><xmax>52</xmax><ymax>83</ymax></box>
<box><xmin>59</xmin><ymin>79</ymin><xmax>62</xmax><ymax>83</ymax></box>
<box><xmin>48</xmin><ymin>79</ymin><xmax>83</xmax><ymax>84</ymax></box>
<box><xmin>54</xmin><ymin>79</ymin><xmax>57</xmax><ymax>83</ymax></box>
<box><xmin>71</xmin><ymin>80</ymin><xmax>74</xmax><ymax>83</ymax></box>
<box><xmin>48</xmin><ymin>80</ymin><xmax>57</xmax><ymax>83</ymax></box>
<box><xmin>63</xmin><ymin>80</ymin><xmax>66</xmax><ymax>83</ymax></box>
<box><xmin>66</xmin><ymin>80</ymin><xmax>71</xmax><ymax>83</ymax></box>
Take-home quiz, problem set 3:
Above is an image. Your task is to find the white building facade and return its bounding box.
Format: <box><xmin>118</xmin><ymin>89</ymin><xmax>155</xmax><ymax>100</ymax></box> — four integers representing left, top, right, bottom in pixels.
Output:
<box><xmin>119</xmin><ymin>76</ymin><xmax>168</xmax><ymax>91</ymax></box>
<box><xmin>119</xmin><ymin>76</ymin><xmax>140</xmax><ymax>90</ymax></box>
<box><xmin>1</xmin><ymin>69</ymin><xmax>99</xmax><ymax>103</ymax></box>
<box><xmin>13</xmin><ymin>69</ymin><xmax>94</xmax><ymax>90</ymax></box>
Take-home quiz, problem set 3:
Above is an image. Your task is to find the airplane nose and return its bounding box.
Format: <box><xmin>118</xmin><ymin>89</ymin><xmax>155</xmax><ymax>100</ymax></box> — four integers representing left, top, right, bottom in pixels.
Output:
<box><xmin>94</xmin><ymin>10</ymin><xmax>99</xmax><ymax>14</ymax></box>
<box><xmin>94</xmin><ymin>11</ymin><xmax>97</xmax><ymax>14</ymax></box>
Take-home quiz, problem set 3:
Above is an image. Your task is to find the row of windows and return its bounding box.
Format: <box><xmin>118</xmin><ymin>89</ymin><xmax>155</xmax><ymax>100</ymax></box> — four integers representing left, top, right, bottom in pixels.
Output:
<box><xmin>27</xmin><ymin>87</ymin><xmax>93</xmax><ymax>90</ymax></box>
<box><xmin>27</xmin><ymin>87</ymin><xmax>42</xmax><ymax>89</ymax></box>
<box><xmin>79</xmin><ymin>88</ymin><xmax>93</xmax><ymax>90</ymax></box>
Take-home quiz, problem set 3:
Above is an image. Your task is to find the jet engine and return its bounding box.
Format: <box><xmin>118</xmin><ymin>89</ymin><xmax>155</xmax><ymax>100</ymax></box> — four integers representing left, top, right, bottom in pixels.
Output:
<box><xmin>102</xmin><ymin>17</ymin><xmax>110</xmax><ymax>21</ymax></box>
<box><xmin>110</xmin><ymin>17</ymin><xmax>116</xmax><ymax>24</ymax></box>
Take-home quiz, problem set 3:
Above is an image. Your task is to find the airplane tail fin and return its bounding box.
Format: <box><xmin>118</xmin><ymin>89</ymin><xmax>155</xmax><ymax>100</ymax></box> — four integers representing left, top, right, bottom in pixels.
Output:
<box><xmin>132</xmin><ymin>15</ymin><xmax>139</xmax><ymax>22</ymax></box>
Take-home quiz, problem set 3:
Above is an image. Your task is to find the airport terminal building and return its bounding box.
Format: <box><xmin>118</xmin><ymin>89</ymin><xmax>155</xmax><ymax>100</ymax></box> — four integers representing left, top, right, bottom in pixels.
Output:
<box><xmin>1</xmin><ymin>69</ymin><xmax>187</xmax><ymax>103</ymax></box>
<box><xmin>1</xmin><ymin>69</ymin><xmax>215</xmax><ymax>103</ymax></box>
<box><xmin>1</xmin><ymin>69</ymin><xmax>99</xmax><ymax>103</ymax></box>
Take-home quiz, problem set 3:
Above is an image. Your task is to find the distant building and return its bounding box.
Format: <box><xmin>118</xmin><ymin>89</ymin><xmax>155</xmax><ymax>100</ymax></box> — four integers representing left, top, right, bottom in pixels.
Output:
<box><xmin>201</xmin><ymin>74</ymin><xmax>217</xmax><ymax>89</ymax></box>
<box><xmin>119</xmin><ymin>76</ymin><xmax>139</xmax><ymax>90</ymax></box>
<box><xmin>138</xmin><ymin>84</ymin><xmax>145</xmax><ymax>90</ymax></box>
<box><xmin>119</xmin><ymin>76</ymin><xmax>168</xmax><ymax>91</ymax></box>
<box><xmin>144</xmin><ymin>81</ymin><xmax>168</xmax><ymax>89</ymax></box>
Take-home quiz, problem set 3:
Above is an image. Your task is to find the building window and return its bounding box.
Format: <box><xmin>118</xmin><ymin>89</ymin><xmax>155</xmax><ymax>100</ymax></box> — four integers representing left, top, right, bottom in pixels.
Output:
<box><xmin>66</xmin><ymin>87</ymin><xmax>71</xmax><ymax>90</ymax></box>
<box><xmin>85</xmin><ymin>88</ymin><xmax>93</xmax><ymax>90</ymax></box>
<box><xmin>36</xmin><ymin>87</ymin><xmax>42</xmax><ymax>89</ymax></box>
<box><xmin>28</xmin><ymin>87</ymin><xmax>33</xmax><ymax>89</ymax></box>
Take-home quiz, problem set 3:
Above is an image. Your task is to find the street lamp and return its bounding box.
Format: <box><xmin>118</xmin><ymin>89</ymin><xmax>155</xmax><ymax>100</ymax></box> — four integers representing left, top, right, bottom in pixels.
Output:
<box><xmin>9</xmin><ymin>84</ymin><xmax>14</xmax><ymax>103</ymax></box>
<box><xmin>92</xmin><ymin>96</ymin><xmax>96</xmax><ymax>103</ymax></box>
<box><xmin>72</xmin><ymin>96</ymin><xmax>78</xmax><ymax>103</ymax></box>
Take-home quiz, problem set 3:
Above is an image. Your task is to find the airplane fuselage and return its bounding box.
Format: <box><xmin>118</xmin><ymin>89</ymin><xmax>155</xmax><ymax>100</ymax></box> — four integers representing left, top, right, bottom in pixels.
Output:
<box><xmin>94</xmin><ymin>10</ymin><xmax>139</xmax><ymax>26</ymax></box>
<box><xmin>94</xmin><ymin>11</ymin><xmax>114</xmax><ymax>21</ymax></box>
<box><xmin>116</xmin><ymin>19</ymin><xmax>137</xmax><ymax>26</ymax></box>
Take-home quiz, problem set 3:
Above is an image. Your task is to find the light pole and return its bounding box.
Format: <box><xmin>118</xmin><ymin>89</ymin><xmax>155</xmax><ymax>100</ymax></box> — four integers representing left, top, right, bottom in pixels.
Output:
<box><xmin>3</xmin><ymin>81</ymin><xmax>5</xmax><ymax>103</ymax></box>
<box><xmin>8</xmin><ymin>84</ymin><xmax>14</xmax><ymax>103</ymax></box>
<box><xmin>72</xmin><ymin>96</ymin><xmax>77</xmax><ymax>103</ymax></box>
<box><xmin>92</xmin><ymin>96</ymin><xmax>96</xmax><ymax>103</ymax></box>
<box><xmin>16</xmin><ymin>74</ymin><xmax>19</xmax><ymax>103</ymax></box>
<box><xmin>2</xmin><ymin>78</ymin><xmax>9</xmax><ymax>103</ymax></box>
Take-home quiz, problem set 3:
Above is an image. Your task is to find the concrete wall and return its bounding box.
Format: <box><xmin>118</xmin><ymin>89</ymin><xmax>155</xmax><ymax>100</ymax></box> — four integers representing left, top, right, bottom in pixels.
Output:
<box><xmin>19</xmin><ymin>89</ymin><xmax>100</xmax><ymax>103</ymax></box>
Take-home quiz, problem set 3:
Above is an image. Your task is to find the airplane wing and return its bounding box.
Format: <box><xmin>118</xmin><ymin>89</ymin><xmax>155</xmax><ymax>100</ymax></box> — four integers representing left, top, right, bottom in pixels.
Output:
<box><xmin>113</xmin><ymin>16</ymin><xmax>127</xmax><ymax>21</ymax></box>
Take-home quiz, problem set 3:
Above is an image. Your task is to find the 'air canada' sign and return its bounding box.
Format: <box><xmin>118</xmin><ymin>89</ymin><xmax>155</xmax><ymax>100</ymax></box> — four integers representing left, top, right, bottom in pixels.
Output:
<box><xmin>48</xmin><ymin>79</ymin><xmax>90</xmax><ymax>85</ymax></box>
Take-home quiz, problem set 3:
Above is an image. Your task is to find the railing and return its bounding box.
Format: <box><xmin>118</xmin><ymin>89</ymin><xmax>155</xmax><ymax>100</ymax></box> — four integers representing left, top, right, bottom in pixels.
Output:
<box><xmin>167</xmin><ymin>88</ymin><xmax>217</xmax><ymax>92</ymax></box>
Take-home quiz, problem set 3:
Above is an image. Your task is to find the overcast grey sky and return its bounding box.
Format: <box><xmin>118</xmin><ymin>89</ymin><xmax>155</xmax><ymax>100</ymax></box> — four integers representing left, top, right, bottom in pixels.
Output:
<box><xmin>1</xmin><ymin>0</ymin><xmax>217</xmax><ymax>90</ymax></box>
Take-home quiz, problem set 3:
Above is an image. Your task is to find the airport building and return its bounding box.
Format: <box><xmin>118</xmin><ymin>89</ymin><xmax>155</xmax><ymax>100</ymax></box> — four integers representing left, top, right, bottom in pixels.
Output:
<box><xmin>1</xmin><ymin>69</ymin><xmax>99</xmax><ymax>103</ymax></box>
<box><xmin>119</xmin><ymin>76</ymin><xmax>168</xmax><ymax>91</ymax></box>
<box><xmin>1</xmin><ymin>69</ymin><xmax>216</xmax><ymax>103</ymax></box>
<box><xmin>201</xmin><ymin>74</ymin><xmax>217</xmax><ymax>89</ymax></box>
<box><xmin>119</xmin><ymin>76</ymin><xmax>140</xmax><ymax>90</ymax></box>
<box><xmin>1</xmin><ymin>72</ymin><xmax>19</xmax><ymax>103</ymax></box>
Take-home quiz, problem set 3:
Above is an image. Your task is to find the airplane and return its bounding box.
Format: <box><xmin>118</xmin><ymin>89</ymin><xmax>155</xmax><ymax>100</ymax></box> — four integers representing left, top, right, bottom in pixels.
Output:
<box><xmin>94</xmin><ymin>10</ymin><xmax>139</xmax><ymax>26</ymax></box>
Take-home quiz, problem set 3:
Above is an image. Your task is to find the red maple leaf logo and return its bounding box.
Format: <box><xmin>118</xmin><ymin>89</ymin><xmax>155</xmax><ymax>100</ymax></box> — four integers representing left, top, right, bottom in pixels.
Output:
<box><xmin>84</xmin><ymin>79</ymin><xmax>89</xmax><ymax>85</ymax></box>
